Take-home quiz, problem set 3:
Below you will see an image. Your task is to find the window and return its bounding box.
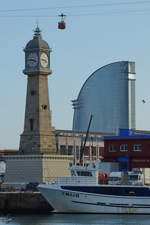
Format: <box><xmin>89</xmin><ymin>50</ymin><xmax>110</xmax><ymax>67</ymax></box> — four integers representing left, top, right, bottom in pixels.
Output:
<box><xmin>120</xmin><ymin>144</ymin><xmax>128</xmax><ymax>151</ymax></box>
<box><xmin>41</xmin><ymin>105</ymin><xmax>47</xmax><ymax>110</ymax></box>
<box><xmin>68</xmin><ymin>145</ymin><xmax>73</xmax><ymax>155</ymax></box>
<box><xmin>71</xmin><ymin>171</ymin><xmax>76</xmax><ymax>176</ymax></box>
<box><xmin>99</xmin><ymin>188</ymin><xmax>121</xmax><ymax>195</ymax></box>
<box><xmin>124</xmin><ymin>189</ymin><xmax>136</xmax><ymax>195</ymax></box>
<box><xmin>31</xmin><ymin>90</ymin><xmax>36</xmax><ymax>96</ymax></box>
<box><xmin>109</xmin><ymin>144</ymin><xmax>116</xmax><ymax>152</ymax></box>
<box><xmin>60</xmin><ymin>145</ymin><xmax>66</xmax><ymax>155</ymax></box>
<box><xmin>29</xmin><ymin>119</ymin><xmax>34</xmax><ymax>131</ymax></box>
<box><xmin>76</xmin><ymin>146</ymin><xmax>80</xmax><ymax>159</ymax></box>
<box><xmin>77</xmin><ymin>171</ymin><xmax>92</xmax><ymax>176</ymax></box>
<box><xmin>133</xmin><ymin>144</ymin><xmax>142</xmax><ymax>151</ymax></box>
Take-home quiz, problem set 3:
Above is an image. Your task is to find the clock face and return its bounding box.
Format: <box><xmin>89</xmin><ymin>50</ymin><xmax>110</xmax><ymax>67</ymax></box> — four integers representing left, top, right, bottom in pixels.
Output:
<box><xmin>27</xmin><ymin>53</ymin><xmax>38</xmax><ymax>67</ymax></box>
<box><xmin>40</xmin><ymin>53</ymin><xmax>48</xmax><ymax>68</ymax></box>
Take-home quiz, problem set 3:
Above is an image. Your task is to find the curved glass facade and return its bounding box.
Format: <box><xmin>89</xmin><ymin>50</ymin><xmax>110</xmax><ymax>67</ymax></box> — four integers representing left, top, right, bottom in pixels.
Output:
<box><xmin>72</xmin><ymin>61</ymin><xmax>136</xmax><ymax>133</ymax></box>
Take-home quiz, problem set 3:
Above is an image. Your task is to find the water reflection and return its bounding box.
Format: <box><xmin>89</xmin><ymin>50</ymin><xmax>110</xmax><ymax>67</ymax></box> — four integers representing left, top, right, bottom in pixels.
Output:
<box><xmin>0</xmin><ymin>213</ymin><xmax>150</xmax><ymax>225</ymax></box>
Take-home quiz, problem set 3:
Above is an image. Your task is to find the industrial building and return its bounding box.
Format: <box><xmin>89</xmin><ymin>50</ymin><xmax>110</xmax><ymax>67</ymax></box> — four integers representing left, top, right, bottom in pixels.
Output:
<box><xmin>55</xmin><ymin>129</ymin><xmax>111</xmax><ymax>160</ymax></box>
<box><xmin>104</xmin><ymin>129</ymin><xmax>150</xmax><ymax>170</ymax></box>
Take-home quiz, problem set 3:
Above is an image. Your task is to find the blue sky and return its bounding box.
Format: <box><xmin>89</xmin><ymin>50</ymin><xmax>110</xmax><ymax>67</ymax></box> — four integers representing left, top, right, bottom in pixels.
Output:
<box><xmin>1</xmin><ymin>0</ymin><xmax>150</xmax><ymax>149</ymax></box>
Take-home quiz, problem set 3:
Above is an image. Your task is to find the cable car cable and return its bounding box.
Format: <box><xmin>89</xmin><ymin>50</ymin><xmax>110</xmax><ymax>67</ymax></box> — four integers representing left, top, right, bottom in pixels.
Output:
<box><xmin>0</xmin><ymin>0</ymin><xmax>150</xmax><ymax>13</ymax></box>
<box><xmin>0</xmin><ymin>7</ymin><xmax>150</xmax><ymax>18</ymax></box>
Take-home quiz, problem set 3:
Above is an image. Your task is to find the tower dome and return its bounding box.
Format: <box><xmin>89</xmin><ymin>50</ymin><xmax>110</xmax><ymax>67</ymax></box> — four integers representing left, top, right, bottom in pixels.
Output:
<box><xmin>25</xmin><ymin>26</ymin><xmax>51</xmax><ymax>52</ymax></box>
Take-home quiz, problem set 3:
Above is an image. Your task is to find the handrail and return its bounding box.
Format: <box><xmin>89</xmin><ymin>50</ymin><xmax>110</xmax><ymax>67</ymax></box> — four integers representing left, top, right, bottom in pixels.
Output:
<box><xmin>45</xmin><ymin>176</ymin><xmax>96</xmax><ymax>185</ymax></box>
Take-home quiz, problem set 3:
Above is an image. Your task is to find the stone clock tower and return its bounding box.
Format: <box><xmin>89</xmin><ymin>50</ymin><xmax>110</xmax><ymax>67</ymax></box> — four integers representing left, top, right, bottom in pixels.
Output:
<box><xmin>4</xmin><ymin>27</ymin><xmax>72</xmax><ymax>184</ymax></box>
<box><xmin>19</xmin><ymin>27</ymin><xmax>57</xmax><ymax>154</ymax></box>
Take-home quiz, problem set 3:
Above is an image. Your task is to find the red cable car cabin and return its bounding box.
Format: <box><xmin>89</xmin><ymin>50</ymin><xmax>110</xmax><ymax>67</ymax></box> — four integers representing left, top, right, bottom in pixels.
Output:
<box><xmin>58</xmin><ymin>21</ymin><xmax>66</xmax><ymax>29</ymax></box>
<box><xmin>58</xmin><ymin>13</ymin><xmax>66</xmax><ymax>30</ymax></box>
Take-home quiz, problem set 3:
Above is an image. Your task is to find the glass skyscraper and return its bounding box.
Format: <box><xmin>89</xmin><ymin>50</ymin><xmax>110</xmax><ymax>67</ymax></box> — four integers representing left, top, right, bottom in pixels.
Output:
<box><xmin>72</xmin><ymin>61</ymin><xmax>136</xmax><ymax>133</ymax></box>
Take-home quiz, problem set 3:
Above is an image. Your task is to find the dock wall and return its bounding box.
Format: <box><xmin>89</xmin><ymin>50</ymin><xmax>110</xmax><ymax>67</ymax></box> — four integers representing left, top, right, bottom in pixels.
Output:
<box><xmin>0</xmin><ymin>192</ymin><xmax>53</xmax><ymax>213</ymax></box>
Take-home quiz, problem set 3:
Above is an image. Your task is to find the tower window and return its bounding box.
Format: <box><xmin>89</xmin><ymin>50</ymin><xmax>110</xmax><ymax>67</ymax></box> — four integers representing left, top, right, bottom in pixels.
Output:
<box><xmin>31</xmin><ymin>90</ymin><xmax>36</xmax><ymax>96</ymax></box>
<box><xmin>30</xmin><ymin>119</ymin><xmax>34</xmax><ymax>131</ymax></box>
<box><xmin>41</xmin><ymin>105</ymin><xmax>47</xmax><ymax>110</ymax></box>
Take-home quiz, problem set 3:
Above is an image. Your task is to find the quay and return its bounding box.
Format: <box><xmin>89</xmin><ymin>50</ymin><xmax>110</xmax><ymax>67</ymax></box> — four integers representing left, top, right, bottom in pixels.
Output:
<box><xmin>0</xmin><ymin>191</ymin><xmax>53</xmax><ymax>213</ymax></box>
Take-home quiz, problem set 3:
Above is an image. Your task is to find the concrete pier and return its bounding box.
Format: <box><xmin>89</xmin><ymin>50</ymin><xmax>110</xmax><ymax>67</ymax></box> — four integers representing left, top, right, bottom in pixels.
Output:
<box><xmin>0</xmin><ymin>192</ymin><xmax>53</xmax><ymax>213</ymax></box>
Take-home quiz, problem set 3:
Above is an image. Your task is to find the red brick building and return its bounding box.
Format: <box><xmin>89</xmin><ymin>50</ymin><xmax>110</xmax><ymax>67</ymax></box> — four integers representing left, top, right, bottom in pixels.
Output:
<box><xmin>104</xmin><ymin>129</ymin><xmax>150</xmax><ymax>171</ymax></box>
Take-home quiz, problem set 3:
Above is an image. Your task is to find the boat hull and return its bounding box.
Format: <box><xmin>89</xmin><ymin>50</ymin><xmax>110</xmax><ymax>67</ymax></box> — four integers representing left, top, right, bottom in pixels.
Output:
<box><xmin>38</xmin><ymin>184</ymin><xmax>150</xmax><ymax>214</ymax></box>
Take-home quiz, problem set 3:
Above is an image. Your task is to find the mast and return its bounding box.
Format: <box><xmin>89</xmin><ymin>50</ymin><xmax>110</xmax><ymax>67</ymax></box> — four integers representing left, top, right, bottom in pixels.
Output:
<box><xmin>80</xmin><ymin>114</ymin><xmax>93</xmax><ymax>165</ymax></box>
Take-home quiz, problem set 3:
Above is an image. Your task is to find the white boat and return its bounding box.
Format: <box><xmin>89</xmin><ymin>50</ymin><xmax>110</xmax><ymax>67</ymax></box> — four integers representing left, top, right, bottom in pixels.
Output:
<box><xmin>38</xmin><ymin>160</ymin><xmax>150</xmax><ymax>214</ymax></box>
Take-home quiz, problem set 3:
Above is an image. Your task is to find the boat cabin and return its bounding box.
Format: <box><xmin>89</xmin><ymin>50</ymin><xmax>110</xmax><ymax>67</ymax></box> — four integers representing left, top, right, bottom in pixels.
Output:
<box><xmin>69</xmin><ymin>163</ymin><xmax>99</xmax><ymax>178</ymax></box>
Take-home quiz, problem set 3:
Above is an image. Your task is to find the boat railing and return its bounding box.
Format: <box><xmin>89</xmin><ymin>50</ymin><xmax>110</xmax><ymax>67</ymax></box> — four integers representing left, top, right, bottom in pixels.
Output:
<box><xmin>45</xmin><ymin>176</ymin><xmax>97</xmax><ymax>185</ymax></box>
<box><xmin>45</xmin><ymin>177</ymin><xmax>59</xmax><ymax>184</ymax></box>
<box><xmin>58</xmin><ymin>176</ymin><xmax>96</xmax><ymax>185</ymax></box>
<box><xmin>44</xmin><ymin>176</ymin><xmax>148</xmax><ymax>186</ymax></box>
<box><xmin>108</xmin><ymin>177</ymin><xmax>144</xmax><ymax>186</ymax></box>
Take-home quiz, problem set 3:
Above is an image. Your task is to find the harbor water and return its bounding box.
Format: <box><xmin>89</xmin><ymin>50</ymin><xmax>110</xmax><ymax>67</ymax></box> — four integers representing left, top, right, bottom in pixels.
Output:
<box><xmin>1</xmin><ymin>213</ymin><xmax>150</xmax><ymax>225</ymax></box>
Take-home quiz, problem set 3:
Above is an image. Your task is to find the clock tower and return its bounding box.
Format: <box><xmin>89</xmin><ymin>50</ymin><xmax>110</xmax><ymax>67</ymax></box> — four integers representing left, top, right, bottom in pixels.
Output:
<box><xmin>19</xmin><ymin>27</ymin><xmax>57</xmax><ymax>154</ymax></box>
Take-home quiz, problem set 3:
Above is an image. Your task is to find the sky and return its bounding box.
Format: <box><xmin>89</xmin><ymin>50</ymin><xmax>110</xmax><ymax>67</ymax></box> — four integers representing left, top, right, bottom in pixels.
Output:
<box><xmin>1</xmin><ymin>0</ymin><xmax>150</xmax><ymax>149</ymax></box>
